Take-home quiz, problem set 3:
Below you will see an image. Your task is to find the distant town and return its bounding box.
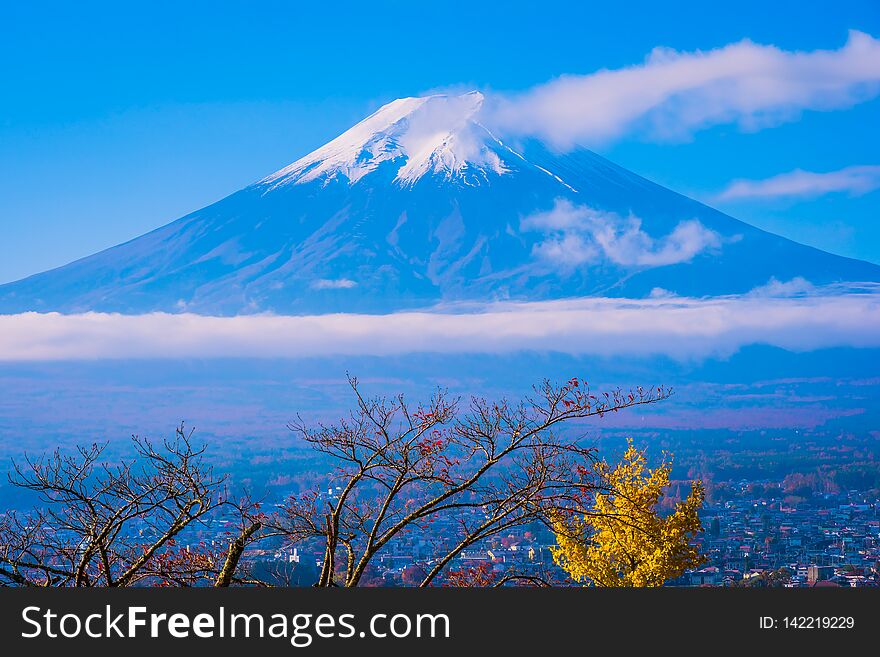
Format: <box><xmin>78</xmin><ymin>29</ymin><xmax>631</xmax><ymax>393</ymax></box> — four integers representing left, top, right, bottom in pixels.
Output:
<box><xmin>228</xmin><ymin>469</ymin><xmax>879</xmax><ymax>587</ymax></box>
<box><xmin>680</xmin><ymin>485</ymin><xmax>879</xmax><ymax>587</ymax></box>
<box><xmin>231</xmin><ymin>432</ymin><xmax>880</xmax><ymax>587</ymax></box>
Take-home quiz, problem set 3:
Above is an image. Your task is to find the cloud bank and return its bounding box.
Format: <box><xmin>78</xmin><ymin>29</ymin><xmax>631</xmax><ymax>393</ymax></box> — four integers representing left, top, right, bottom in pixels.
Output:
<box><xmin>521</xmin><ymin>200</ymin><xmax>723</xmax><ymax>267</ymax></box>
<box><xmin>716</xmin><ymin>165</ymin><xmax>880</xmax><ymax>201</ymax></box>
<box><xmin>488</xmin><ymin>30</ymin><xmax>880</xmax><ymax>147</ymax></box>
<box><xmin>1</xmin><ymin>287</ymin><xmax>878</xmax><ymax>362</ymax></box>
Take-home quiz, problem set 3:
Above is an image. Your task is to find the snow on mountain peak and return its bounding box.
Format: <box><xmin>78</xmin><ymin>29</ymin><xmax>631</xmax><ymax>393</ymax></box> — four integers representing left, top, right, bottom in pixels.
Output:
<box><xmin>259</xmin><ymin>91</ymin><xmax>512</xmax><ymax>189</ymax></box>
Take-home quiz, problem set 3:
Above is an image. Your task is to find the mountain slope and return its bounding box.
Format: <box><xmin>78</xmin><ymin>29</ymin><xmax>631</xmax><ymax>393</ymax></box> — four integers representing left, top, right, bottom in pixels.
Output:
<box><xmin>1</xmin><ymin>92</ymin><xmax>878</xmax><ymax>315</ymax></box>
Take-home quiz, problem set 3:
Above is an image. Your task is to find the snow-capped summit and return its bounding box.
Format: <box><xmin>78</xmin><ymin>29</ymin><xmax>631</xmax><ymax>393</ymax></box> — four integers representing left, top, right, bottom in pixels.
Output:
<box><xmin>260</xmin><ymin>91</ymin><xmax>511</xmax><ymax>188</ymax></box>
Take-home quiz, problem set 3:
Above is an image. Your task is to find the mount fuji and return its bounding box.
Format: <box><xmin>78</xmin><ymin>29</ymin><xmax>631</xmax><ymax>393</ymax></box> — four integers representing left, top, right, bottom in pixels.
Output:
<box><xmin>2</xmin><ymin>91</ymin><xmax>878</xmax><ymax>315</ymax></box>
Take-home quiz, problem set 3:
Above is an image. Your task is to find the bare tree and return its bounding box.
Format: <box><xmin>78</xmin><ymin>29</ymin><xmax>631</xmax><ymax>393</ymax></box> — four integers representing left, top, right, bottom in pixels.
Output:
<box><xmin>0</xmin><ymin>425</ymin><xmax>262</xmax><ymax>587</ymax></box>
<box><xmin>271</xmin><ymin>376</ymin><xmax>669</xmax><ymax>587</ymax></box>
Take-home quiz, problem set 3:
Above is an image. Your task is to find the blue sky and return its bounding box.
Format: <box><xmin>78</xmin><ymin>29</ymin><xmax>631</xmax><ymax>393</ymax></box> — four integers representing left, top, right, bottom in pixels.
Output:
<box><xmin>1</xmin><ymin>0</ymin><xmax>879</xmax><ymax>283</ymax></box>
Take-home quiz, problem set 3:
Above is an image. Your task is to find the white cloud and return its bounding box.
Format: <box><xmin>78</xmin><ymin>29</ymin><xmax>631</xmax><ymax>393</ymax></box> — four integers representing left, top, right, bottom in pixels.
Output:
<box><xmin>716</xmin><ymin>165</ymin><xmax>880</xmax><ymax>201</ymax></box>
<box><xmin>311</xmin><ymin>278</ymin><xmax>358</xmax><ymax>290</ymax></box>
<box><xmin>0</xmin><ymin>287</ymin><xmax>878</xmax><ymax>362</ymax></box>
<box><xmin>649</xmin><ymin>288</ymin><xmax>675</xmax><ymax>299</ymax></box>
<box><xmin>595</xmin><ymin>218</ymin><xmax>722</xmax><ymax>267</ymax></box>
<box><xmin>530</xmin><ymin>232</ymin><xmax>599</xmax><ymax>266</ymax></box>
<box><xmin>521</xmin><ymin>199</ymin><xmax>722</xmax><ymax>267</ymax></box>
<box><xmin>747</xmin><ymin>277</ymin><xmax>816</xmax><ymax>297</ymax></box>
<box><xmin>487</xmin><ymin>31</ymin><xmax>880</xmax><ymax>147</ymax></box>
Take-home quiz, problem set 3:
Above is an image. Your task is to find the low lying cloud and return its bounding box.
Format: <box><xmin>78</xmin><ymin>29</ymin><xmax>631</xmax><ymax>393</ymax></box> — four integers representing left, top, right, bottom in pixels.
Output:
<box><xmin>747</xmin><ymin>276</ymin><xmax>816</xmax><ymax>298</ymax></box>
<box><xmin>487</xmin><ymin>30</ymin><xmax>880</xmax><ymax>147</ymax></box>
<box><xmin>1</xmin><ymin>286</ymin><xmax>878</xmax><ymax>361</ymax></box>
<box><xmin>310</xmin><ymin>278</ymin><xmax>358</xmax><ymax>290</ymax></box>
<box><xmin>522</xmin><ymin>200</ymin><xmax>722</xmax><ymax>267</ymax></box>
<box><xmin>716</xmin><ymin>165</ymin><xmax>880</xmax><ymax>201</ymax></box>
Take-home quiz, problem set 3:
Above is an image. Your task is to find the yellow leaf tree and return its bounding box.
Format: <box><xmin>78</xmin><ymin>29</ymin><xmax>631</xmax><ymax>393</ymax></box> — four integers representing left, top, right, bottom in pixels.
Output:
<box><xmin>551</xmin><ymin>440</ymin><xmax>705</xmax><ymax>587</ymax></box>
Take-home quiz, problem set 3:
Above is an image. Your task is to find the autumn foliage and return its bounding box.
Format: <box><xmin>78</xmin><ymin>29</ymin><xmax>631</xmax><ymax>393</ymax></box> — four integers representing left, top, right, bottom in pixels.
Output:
<box><xmin>551</xmin><ymin>440</ymin><xmax>705</xmax><ymax>587</ymax></box>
